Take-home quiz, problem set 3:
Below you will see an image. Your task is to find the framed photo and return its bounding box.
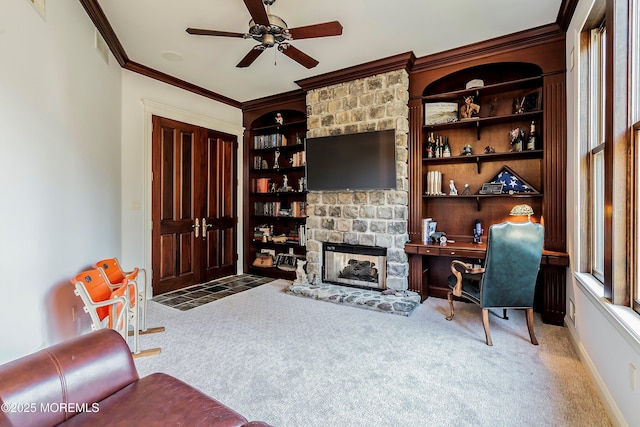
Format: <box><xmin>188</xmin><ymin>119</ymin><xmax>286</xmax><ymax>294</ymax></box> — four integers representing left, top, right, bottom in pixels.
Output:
<box><xmin>479</xmin><ymin>182</ymin><xmax>504</xmax><ymax>195</ymax></box>
<box><xmin>424</xmin><ymin>102</ymin><xmax>459</xmax><ymax>125</ymax></box>
<box><xmin>523</xmin><ymin>89</ymin><xmax>542</xmax><ymax>112</ymax></box>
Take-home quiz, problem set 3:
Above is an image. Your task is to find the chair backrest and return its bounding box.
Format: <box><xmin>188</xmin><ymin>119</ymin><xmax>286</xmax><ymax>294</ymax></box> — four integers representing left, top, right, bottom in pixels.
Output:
<box><xmin>480</xmin><ymin>221</ymin><xmax>544</xmax><ymax>309</ymax></box>
<box><xmin>95</xmin><ymin>257</ymin><xmax>126</xmax><ymax>284</ymax></box>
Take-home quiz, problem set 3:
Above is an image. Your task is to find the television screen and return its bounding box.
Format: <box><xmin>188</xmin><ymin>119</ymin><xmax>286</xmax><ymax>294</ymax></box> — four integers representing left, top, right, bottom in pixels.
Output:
<box><xmin>305</xmin><ymin>129</ymin><xmax>397</xmax><ymax>191</ymax></box>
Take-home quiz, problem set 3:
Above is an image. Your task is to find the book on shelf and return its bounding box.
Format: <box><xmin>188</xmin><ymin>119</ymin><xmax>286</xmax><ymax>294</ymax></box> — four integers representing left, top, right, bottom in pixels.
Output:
<box><xmin>253</xmin><ymin>178</ymin><xmax>270</xmax><ymax>193</ymax></box>
<box><xmin>291</xmin><ymin>151</ymin><xmax>306</xmax><ymax>167</ymax></box>
<box><xmin>253</xmin><ymin>133</ymin><xmax>288</xmax><ymax>149</ymax></box>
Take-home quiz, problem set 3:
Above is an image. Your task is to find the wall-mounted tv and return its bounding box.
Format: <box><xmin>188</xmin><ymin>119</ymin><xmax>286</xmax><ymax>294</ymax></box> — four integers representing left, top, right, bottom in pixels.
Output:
<box><xmin>305</xmin><ymin>129</ymin><xmax>397</xmax><ymax>191</ymax></box>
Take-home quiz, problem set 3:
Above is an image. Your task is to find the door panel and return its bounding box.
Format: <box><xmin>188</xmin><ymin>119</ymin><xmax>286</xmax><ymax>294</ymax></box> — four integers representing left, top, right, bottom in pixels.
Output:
<box><xmin>152</xmin><ymin>117</ymin><xmax>237</xmax><ymax>295</ymax></box>
<box><xmin>201</xmin><ymin>133</ymin><xmax>237</xmax><ymax>281</ymax></box>
<box><xmin>153</xmin><ymin>117</ymin><xmax>199</xmax><ymax>294</ymax></box>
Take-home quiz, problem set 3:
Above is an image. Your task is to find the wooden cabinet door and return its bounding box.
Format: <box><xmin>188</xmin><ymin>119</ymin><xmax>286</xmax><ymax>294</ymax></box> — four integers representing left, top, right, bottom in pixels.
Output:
<box><xmin>152</xmin><ymin>117</ymin><xmax>237</xmax><ymax>295</ymax></box>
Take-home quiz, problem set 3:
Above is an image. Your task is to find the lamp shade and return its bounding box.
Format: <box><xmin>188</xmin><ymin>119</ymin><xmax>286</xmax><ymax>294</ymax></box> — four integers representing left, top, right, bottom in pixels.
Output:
<box><xmin>509</xmin><ymin>204</ymin><xmax>534</xmax><ymax>219</ymax></box>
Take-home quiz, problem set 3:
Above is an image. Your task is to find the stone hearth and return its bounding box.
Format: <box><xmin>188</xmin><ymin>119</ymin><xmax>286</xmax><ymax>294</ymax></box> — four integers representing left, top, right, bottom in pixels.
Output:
<box><xmin>285</xmin><ymin>282</ymin><xmax>420</xmax><ymax>316</ymax></box>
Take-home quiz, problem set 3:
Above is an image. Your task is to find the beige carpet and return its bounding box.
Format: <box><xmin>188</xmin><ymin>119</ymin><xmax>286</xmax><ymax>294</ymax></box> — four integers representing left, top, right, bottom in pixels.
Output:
<box><xmin>134</xmin><ymin>279</ymin><xmax>611</xmax><ymax>427</ymax></box>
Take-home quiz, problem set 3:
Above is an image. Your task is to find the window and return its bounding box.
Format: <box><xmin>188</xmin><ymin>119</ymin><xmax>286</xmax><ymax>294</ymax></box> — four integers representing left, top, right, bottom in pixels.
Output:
<box><xmin>587</xmin><ymin>22</ymin><xmax>606</xmax><ymax>283</ymax></box>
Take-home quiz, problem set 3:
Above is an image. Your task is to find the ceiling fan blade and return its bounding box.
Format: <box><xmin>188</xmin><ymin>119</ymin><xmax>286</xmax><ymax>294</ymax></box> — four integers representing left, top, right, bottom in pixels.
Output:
<box><xmin>186</xmin><ymin>28</ymin><xmax>246</xmax><ymax>38</ymax></box>
<box><xmin>243</xmin><ymin>0</ymin><xmax>270</xmax><ymax>26</ymax></box>
<box><xmin>237</xmin><ymin>47</ymin><xmax>265</xmax><ymax>68</ymax></box>
<box><xmin>280</xmin><ymin>45</ymin><xmax>319</xmax><ymax>69</ymax></box>
<box><xmin>288</xmin><ymin>21</ymin><xmax>343</xmax><ymax>40</ymax></box>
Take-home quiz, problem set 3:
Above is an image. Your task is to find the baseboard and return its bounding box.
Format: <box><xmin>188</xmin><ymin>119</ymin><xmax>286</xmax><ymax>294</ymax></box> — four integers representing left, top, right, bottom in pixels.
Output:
<box><xmin>566</xmin><ymin>318</ymin><xmax>628</xmax><ymax>427</ymax></box>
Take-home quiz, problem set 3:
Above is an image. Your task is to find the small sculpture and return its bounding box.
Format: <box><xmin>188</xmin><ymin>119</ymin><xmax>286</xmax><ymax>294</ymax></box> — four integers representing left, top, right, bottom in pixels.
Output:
<box><xmin>484</xmin><ymin>146</ymin><xmax>496</xmax><ymax>154</ymax></box>
<box><xmin>298</xmin><ymin>177</ymin><xmax>305</xmax><ymax>192</ymax></box>
<box><xmin>449</xmin><ymin>180</ymin><xmax>458</xmax><ymax>195</ymax></box>
<box><xmin>461</xmin><ymin>144</ymin><xmax>473</xmax><ymax>156</ymax></box>
<box><xmin>460</xmin><ymin>95</ymin><xmax>480</xmax><ymax>119</ymax></box>
<box><xmin>461</xmin><ymin>183</ymin><xmax>471</xmax><ymax>195</ymax></box>
<box><xmin>274</xmin><ymin>149</ymin><xmax>280</xmax><ymax>169</ymax></box>
<box><xmin>293</xmin><ymin>259</ymin><xmax>308</xmax><ymax>284</ymax></box>
<box><xmin>282</xmin><ymin>174</ymin><xmax>288</xmax><ymax>189</ymax></box>
<box><xmin>275</xmin><ymin>112</ymin><xmax>283</xmax><ymax>125</ymax></box>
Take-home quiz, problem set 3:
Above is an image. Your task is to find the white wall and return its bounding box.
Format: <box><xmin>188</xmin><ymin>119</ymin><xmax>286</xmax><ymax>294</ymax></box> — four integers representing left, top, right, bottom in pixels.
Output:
<box><xmin>119</xmin><ymin>71</ymin><xmax>244</xmax><ymax>290</ymax></box>
<box><xmin>566</xmin><ymin>1</ymin><xmax>640</xmax><ymax>425</ymax></box>
<box><xmin>0</xmin><ymin>0</ymin><xmax>122</xmax><ymax>362</ymax></box>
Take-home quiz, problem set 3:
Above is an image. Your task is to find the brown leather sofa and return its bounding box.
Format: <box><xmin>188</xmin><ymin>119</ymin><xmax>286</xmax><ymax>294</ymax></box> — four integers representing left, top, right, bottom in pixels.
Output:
<box><xmin>0</xmin><ymin>329</ymin><xmax>272</xmax><ymax>427</ymax></box>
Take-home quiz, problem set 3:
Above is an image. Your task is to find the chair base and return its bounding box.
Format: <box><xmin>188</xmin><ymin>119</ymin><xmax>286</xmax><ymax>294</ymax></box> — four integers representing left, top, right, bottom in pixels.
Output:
<box><xmin>446</xmin><ymin>291</ymin><xmax>539</xmax><ymax>346</ymax></box>
<box><xmin>129</xmin><ymin>326</ymin><xmax>165</xmax><ymax>337</ymax></box>
<box><xmin>132</xmin><ymin>347</ymin><xmax>162</xmax><ymax>358</ymax></box>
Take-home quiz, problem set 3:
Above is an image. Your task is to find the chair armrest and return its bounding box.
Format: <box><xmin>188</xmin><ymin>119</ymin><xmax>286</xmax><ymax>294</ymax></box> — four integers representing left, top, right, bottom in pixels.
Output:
<box><xmin>450</xmin><ymin>260</ymin><xmax>484</xmax><ymax>297</ymax></box>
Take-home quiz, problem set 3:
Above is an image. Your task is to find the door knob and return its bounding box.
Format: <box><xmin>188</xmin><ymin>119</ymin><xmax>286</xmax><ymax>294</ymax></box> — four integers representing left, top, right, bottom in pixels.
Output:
<box><xmin>192</xmin><ymin>218</ymin><xmax>200</xmax><ymax>238</ymax></box>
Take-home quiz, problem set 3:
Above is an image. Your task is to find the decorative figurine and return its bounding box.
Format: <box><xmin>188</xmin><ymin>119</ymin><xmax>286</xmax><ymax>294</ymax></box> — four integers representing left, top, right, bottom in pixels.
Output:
<box><xmin>282</xmin><ymin>174</ymin><xmax>288</xmax><ymax>190</ymax></box>
<box><xmin>275</xmin><ymin>112</ymin><xmax>283</xmax><ymax>125</ymax></box>
<box><xmin>298</xmin><ymin>177</ymin><xmax>305</xmax><ymax>192</ymax></box>
<box><xmin>449</xmin><ymin>180</ymin><xmax>458</xmax><ymax>195</ymax></box>
<box><xmin>274</xmin><ymin>149</ymin><xmax>280</xmax><ymax>169</ymax></box>
<box><xmin>461</xmin><ymin>183</ymin><xmax>471</xmax><ymax>195</ymax></box>
<box><xmin>484</xmin><ymin>145</ymin><xmax>496</xmax><ymax>154</ymax></box>
<box><xmin>461</xmin><ymin>144</ymin><xmax>473</xmax><ymax>156</ymax></box>
<box><xmin>293</xmin><ymin>259</ymin><xmax>308</xmax><ymax>284</ymax></box>
<box><xmin>489</xmin><ymin>96</ymin><xmax>499</xmax><ymax>117</ymax></box>
<box><xmin>460</xmin><ymin>95</ymin><xmax>480</xmax><ymax>119</ymax></box>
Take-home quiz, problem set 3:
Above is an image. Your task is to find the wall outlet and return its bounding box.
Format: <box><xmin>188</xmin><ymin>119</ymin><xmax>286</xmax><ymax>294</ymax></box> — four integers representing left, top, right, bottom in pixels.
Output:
<box><xmin>630</xmin><ymin>363</ymin><xmax>637</xmax><ymax>392</ymax></box>
<box><xmin>569</xmin><ymin>299</ymin><xmax>576</xmax><ymax>325</ymax></box>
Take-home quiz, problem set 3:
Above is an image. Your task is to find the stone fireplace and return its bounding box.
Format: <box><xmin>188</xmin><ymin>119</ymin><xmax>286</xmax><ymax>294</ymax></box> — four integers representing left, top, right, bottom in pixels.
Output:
<box><xmin>304</xmin><ymin>70</ymin><xmax>410</xmax><ymax>290</ymax></box>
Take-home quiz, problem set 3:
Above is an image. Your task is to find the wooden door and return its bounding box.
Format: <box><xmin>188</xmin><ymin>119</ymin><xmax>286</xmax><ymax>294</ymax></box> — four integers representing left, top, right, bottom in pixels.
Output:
<box><xmin>200</xmin><ymin>130</ymin><xmax>237</xmax><ymax>282</ymax></box>
<box><xmin>152</xmin><ymin>116</ymin><xmax>237</xmax><ymax>295</ymax></box>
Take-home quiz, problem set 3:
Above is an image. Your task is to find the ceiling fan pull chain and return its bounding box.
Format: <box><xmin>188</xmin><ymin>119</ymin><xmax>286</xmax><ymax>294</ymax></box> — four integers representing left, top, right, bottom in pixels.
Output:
<box><xmin>274</xmin><ymin>45</ymin><xmax>277</xmax><ymax>66</ymax></box>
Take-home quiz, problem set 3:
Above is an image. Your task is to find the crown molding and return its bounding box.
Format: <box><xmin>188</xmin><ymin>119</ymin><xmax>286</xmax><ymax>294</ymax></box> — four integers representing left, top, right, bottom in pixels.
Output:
<box><xmin>556</xmin><ymin>0</ymin><xmax>580</xmax><ymax>31</ymax></box>
<box><xmin>125</xmin><ymin>62</ymin><xmax>241</xmax><ymax>108</ymax></box>
<box><xmin>79</xmin><ymin>0</ymin><xmax>242</xmax><ymax>108</ymax></box>
<box><xmin>295</xmin><ymin>52</ymin><xmax>416</xmax><ymax>92</ymax></box>
<box><xmin>241</xmin><ymin>89</ymin><xmax>306</xmax><ymax>112</ymax></box>
<box><xmin>411</xmin><ymin>24</ymin><xmax>565</xmax><ymax>73</ymax></box>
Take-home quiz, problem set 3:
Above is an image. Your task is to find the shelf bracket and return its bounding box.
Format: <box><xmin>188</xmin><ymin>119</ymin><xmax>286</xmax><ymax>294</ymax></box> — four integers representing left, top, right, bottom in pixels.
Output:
<box><xmin>476</xmin><ymin>120</ymin><xmax>480</xmax><ymax>140</ymax></box>
<box><xmin>475</xmin><ymin>196</ymin><xmax>481</xmax><ymax>211</ymax></box>
<box><xmin>475</xmin><ymin>156</ymin><xmax>481</xmax><ymax>174</ymax></box>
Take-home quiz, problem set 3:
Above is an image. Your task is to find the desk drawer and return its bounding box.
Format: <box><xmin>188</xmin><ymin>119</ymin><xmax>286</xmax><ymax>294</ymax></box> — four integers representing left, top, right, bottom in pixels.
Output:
<box><xmin>417</xmin><ymin>246</ymin><xmax>439</xmax><ymax>256</ymax></box>
<box><xmin>441</xmin><ymin>249</ymin><xmax>484</xmax><ymax>259</ymax></box>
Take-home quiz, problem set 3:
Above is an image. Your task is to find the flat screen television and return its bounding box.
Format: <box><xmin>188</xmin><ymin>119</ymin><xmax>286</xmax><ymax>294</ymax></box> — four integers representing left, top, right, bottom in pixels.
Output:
<box><xmin>305</xmin><ymin>129</ymin><xmax>397</xmax><ymax>191</ymax></box>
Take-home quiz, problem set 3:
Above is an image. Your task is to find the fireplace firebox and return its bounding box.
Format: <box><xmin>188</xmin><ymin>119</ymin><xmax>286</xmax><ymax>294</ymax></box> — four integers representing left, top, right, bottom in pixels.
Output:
<box><xmin>322</xmin><ymin>243</ymin><xmax>387</xmax><ymax>290</ymax></box>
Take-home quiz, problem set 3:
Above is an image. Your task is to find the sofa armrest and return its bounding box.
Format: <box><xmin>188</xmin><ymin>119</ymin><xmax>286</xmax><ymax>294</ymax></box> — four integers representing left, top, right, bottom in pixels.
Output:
<box><xmin>0</xmin><ymin>329</ymin><xmax>138</xmax><ymax>426</ymax></box>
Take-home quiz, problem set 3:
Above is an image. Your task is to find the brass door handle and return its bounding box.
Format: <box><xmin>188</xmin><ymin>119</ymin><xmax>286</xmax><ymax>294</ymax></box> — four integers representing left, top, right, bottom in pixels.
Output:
<box><xmin>192</xmin><ymin>218</ymin><xmax>200</xmax><ymax>238</ymax></box>
<box><xmin>201</xmin><ymin>218</ymin><xmax>213</xmax><ymax>237</ymax></box>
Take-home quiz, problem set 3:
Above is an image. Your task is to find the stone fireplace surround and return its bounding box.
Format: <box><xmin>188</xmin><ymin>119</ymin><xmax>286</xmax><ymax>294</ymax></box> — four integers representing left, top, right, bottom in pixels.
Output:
<box><xmin>304</xmin><ymin>70</ymin><xmax>410</xmax><ymax>290</ymax></box>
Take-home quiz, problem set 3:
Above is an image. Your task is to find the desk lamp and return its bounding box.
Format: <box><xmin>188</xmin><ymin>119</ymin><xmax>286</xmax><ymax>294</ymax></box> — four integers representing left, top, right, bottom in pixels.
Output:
<box><xmin>509</xmin><ymin>204</ymin><xmax>534</xmax><ymax>221</ymax></box>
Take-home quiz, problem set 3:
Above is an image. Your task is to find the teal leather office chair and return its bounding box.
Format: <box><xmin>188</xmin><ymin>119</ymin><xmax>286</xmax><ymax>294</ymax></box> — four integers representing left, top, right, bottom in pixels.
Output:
<box><xmin>445</xmin><ymin>221</ymin><xmax>544</xmax><ymax>346</ymax></box>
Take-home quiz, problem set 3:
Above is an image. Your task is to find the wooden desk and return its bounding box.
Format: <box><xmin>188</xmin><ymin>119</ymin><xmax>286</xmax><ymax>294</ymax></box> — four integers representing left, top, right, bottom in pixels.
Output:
<box><xmin>405</xmin><ymin>242</ymin><xmax>569</xmax><ymax>325</ymax></box>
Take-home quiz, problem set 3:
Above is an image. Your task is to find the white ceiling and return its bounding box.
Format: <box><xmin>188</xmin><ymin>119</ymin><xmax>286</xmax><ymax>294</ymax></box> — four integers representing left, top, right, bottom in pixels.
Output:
<box><xmin>97</xmin><ymin>0</ymin><xmax>563</xmax><ymax>103</ymax></box>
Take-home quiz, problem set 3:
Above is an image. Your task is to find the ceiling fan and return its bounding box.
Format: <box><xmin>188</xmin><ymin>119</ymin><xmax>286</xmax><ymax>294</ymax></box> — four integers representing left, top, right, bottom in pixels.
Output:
<box><xmin>186</xmin><ymin>0</ymin><xmax>343</xmax><ymax>69</ymax></box>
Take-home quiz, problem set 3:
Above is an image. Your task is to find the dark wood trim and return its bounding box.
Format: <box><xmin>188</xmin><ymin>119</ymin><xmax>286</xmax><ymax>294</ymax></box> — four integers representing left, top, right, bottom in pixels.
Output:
<box><xmin>78</xmin><ymin>0</ymin><xmax>128</xmax><ymax>66</ymax></box>
<box><xmin>79</xmin><ymin>0</ymin><xmax>242</xmax><ymax>108</ymax></box>
<box><xmin>295</xmin><ymin>52</ymin><xmax>416</xmax><ymax>92</ymax></box>
<box><xmin>241</xmin><ymin>89</ymin><xmax>306</xmax><ymax>112</ymax></box>
<box><xmin>556</xmin><ymin>0</ymin><xmax>580</xmax><ymax>31</ymax></box>
<box><xmin>543</xmin><ymin>73</ymin><xmax>567</xmax><ymax>252</ymax></box>
<box><xmin>124</xmin><ymin>62</ymin><xmax>241</xmax><ymax>108</ymax></box>
<box><xmin>411</xmin><ymin>24</ymin><xmax>564</xmax><ymax>74</ymax></box>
